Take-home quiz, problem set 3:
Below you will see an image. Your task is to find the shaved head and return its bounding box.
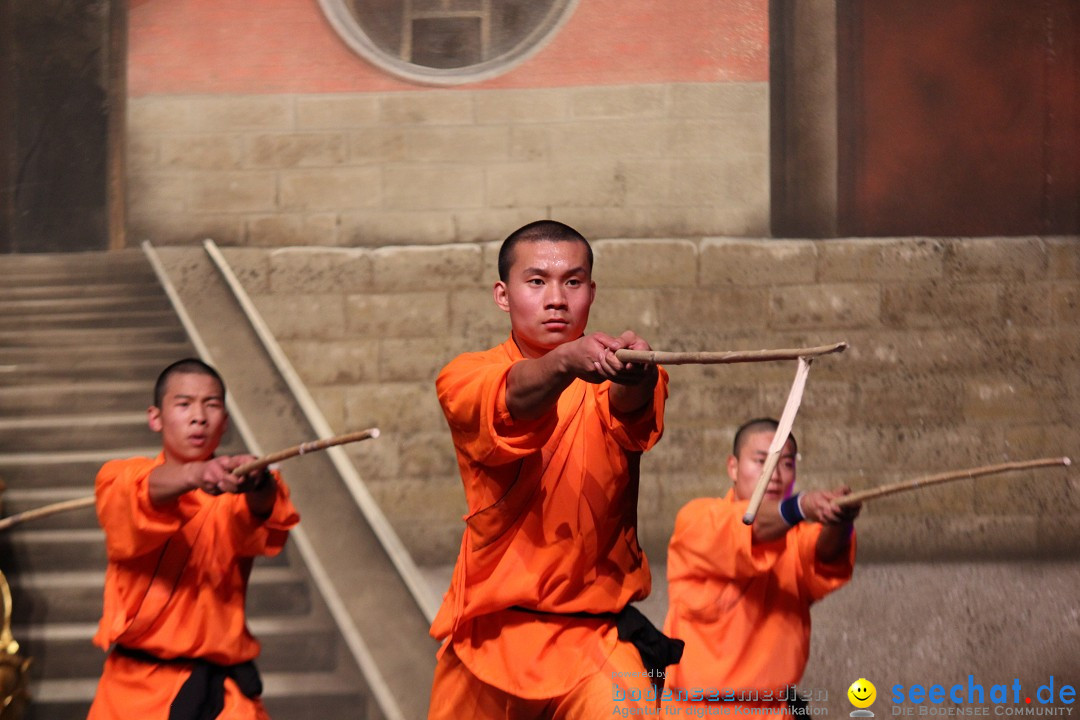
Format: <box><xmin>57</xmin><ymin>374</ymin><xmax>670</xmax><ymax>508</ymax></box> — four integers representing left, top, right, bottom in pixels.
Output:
<box><xmin>732</xmin><ymin>417</ymin><xmax>797</xmax><ymax>458</ymax></box>
<box><xmin>497</xmin><ymin>220</ymin><xmax>593</xmax><ymax>282</ymax></box>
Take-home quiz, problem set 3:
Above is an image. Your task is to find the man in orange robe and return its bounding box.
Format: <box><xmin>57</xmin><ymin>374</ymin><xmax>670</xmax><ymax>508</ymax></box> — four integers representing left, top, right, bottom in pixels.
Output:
<box><xmin>428</xmin><ymin>220</ymin><xmax>681</xmax><ymax>719</ymax></box>
<box><xmin>663</xmin><ymin>418</ymin><xmax>860</xmax><ymax>710</ymax></box>
<box><xmin>89</xmin><ymin>358</ymin><xmax>299</xmax><ymax>720</ymax></box>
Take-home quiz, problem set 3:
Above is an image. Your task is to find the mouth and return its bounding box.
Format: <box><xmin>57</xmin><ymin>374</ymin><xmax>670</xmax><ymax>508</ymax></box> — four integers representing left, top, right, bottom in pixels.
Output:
<box><xmin>188</xmin><ymin>434</ymin><xmax>208</xmax><ymax>447</ymax></box>
<box><xmin>542</xmin><ymin>318</ymin><xmax>570</xmax><ymax>329</ymax></box>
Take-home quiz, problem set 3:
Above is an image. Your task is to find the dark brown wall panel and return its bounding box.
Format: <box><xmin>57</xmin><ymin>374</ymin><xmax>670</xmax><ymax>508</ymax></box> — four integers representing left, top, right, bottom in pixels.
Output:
<box><xmin>839</xmin><ymin>0</ymin><xmax>1079</xmax><ymax>236</ymax></box>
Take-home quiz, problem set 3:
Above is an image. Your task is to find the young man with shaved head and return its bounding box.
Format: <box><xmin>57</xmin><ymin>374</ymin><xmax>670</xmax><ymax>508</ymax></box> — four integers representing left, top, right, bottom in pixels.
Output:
<box><xmin>89</xmin><ymin>358</ymin><xmax>299</xmax><ymax>719</ymax></box>
<box><xmin>663</xmin><ymin>417</ymin><xmax>860</xmax><ymax>711</ymax></box>
<box><xmin>427</xmin><ymin>220</ymin><xmax>682</xmax><ymax>718</ymax></box>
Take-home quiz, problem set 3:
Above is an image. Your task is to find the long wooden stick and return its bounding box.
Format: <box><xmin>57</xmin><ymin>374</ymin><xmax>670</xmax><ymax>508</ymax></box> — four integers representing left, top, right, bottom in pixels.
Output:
<box><xmin>0</xmin><ymin>428</ymin><xmax>381</xmax><ymax>532</ymax></box>
<box><xmin>743</xmin><ymin>357</ymin><xmax>813</xmax><ymax>525</ymax></box>
<box><xmin>231</xmin><ymin>428</ymin><xmax>380</xmax><ymax>476</ymax></box>
<box><xmin>834</xmin><ymin>456</ymin><xmax>1072</xmax><ymax>508</ymax></box>
<box><xmin>615</xmin><ymin>342</ymin><xmax>847</xmax><ymax>366</ymax></box>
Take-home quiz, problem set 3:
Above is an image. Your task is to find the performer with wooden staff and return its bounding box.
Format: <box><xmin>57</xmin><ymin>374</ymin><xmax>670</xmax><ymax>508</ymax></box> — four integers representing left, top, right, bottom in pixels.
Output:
<box><xmin>427</xmin><ymin>220</ymin><xmax>683</xmax><ymax>719</ymax></box>
<box><xmin>662</xmin><ymin>417</ymin><xmax>860</xmax><ymax>713</ymax></box>
<box><xmin>88</xmin><ymin>357</ymin><xmax>300</xmax><ymax>720</ymax></box>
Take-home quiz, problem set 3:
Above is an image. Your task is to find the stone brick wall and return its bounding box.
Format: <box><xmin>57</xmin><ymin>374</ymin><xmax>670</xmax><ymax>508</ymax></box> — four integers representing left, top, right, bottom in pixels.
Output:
<box><xmin>219</xmin><ymin>235</ymin><xmax>1079</xmax><ymax>566</ymax></box>
<box><xmin>126</xmin><ymin>83</ymin><xmax>768</xmax><ymax>247</ymax></box>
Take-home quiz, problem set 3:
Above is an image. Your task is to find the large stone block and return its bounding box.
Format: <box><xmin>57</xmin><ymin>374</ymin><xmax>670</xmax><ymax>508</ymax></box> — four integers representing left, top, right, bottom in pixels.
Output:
<box><xmin>769</xmin><ymin>283</ymin><xmax>881</xmax><ymax>330</ymax></box>
<box><xmin>340</xmin><ymin>210</ymin><xmax>457</xmax><ymax>246</ymax></box>
<box><xmin>547</xmin><ymin>121</ymin><xmax>668</xmax><ymax>160</ymax></box>
<box><xmin>486</xmin><ymin>161</ymin><xmax>624</xmax><ymax>208</ymax></box>
<box><xmin>191</xmin><ymin>96</ymin><xmax>293</xmax><ymax>132</ymax></box>
<box><xmin>700</xmin><ymin>239</ymin><xmax>817</xmax><ymax>286</ymax></box>
<box><xmin>348</xmin><ymin>127</ymin><xmax>408</xmax><ymax>164</ymax></box>
<box><xmin>473</xmin><ymin>88</ymin><xmax>571</xmax><ymax>123</ymax></box>
<box><xmin>346</xmin><ymin>292</ymin><xmax>451</xmax><ymax>338</ymax></box>
<box><xmin>592</xmin><ymin>239</ymin><xmax>697</xmax><ymax>288</ymax></box>
<box><xmin>370</xmin><ymin>244</ymin><xmax>484</xmax><ymax>292</ymax></box>
<box><xmin>881</xmin><ymin>280</ymin><xmax>1001</xmax><ymax>328</ymax></box>
<box><xmin>383</xmin><ymin>166</ymin><xmax>486</xmax><ymax>210</ymax></box>
<box><xmin>406</xmin><ymin>126</ymin><xmax>509</xmax><ymax>163</ymax></box>
<box><xmin>189</xmin><ymin>171</ymin><xmax>278</xmax><ymax>213</ymax></box>
<box><xmin>569</xmin><ymin>85</ymin><xmax>667</xmax><ymax>119</ymax></box>
<box><xmin>246</xmin><ymin>132</ymin><xmax>348</xmax><ymax>168</ymax></box>
<box><xmin>656</xmin><ymin>287</ymin><xmax>770</xmax><ymax>333</ymax></box>
<box><xmin>250</xmin><ymin>293</ymin><xmax>347</xmax><ymax>340</ymax></box>
<box><xmin>1046</xmin><ymin>236</ymin><xmax>1080</xmax><ymax>279</ymax></box>
<box><xmin>279</xmin><ymin>167</ymin><xmax>382</xmax><ymax>211</ymax></box>
<box><xmin>669</xmin><ymin>82</ymin><xmax>767</xmax><ymax>118</ymax></box>
<box><xmin>247</xmin><ymin>213</ymin><xmax>342</xmax><ymax>247</ymax></box>
<box><xmin>343</xmin><ymin>382</ymin><xmax>445</xmax><ymax>433</ymax></box>
<box><xmin>587</xmin><ymin>289</ymin><xmax>661</xmax><ymax>336</ymax></box>
<box><xmin>269</xmin><ymin>247</ymin><xmax>372</xmax><ymax>295</ymax></box>
<box><xmin>378</xmin><ymin>92</ymin><xmax>474</xmax><ymax>126</ymax></box>
<box><xmin>296</xmin><ymin>95</ymin><xmax>380</xmax><ymax>128</ymax></box>
<box><xmin>946</xmin><ymin>236</ymin><xmax>1049</xmax><ymax>281</ymax></box>
<box><xmin>280</xmin><ymin>339</ymin><xmax>378</xmax><ymax>385</ymax></box>
<box><xmin>160</xmin><ymin>134</ymin><xmax>244</xmax><ymax>170</ymax></box>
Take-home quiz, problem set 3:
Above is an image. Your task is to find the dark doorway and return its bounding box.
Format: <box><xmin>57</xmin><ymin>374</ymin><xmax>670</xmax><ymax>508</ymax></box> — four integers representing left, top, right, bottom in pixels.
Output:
<box><xmin>0</xmin><ymin>0</ymin><xmax>126</xmax><ymax>253</ymax></box>
<box><xmin>837</xmin><ymin>0</ymin><xmax>1079</xmax><ymax>236</ymax></box>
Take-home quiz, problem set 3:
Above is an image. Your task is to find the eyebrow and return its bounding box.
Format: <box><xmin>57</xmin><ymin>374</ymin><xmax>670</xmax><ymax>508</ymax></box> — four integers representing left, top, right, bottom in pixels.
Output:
<box><xmin>521</xmin><ymin>265</ymin><xmax>589</xmax><ymax>276</ymax></box>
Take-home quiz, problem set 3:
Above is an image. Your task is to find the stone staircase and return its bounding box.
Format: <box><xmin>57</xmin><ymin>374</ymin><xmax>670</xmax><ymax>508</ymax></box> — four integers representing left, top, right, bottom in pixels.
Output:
<box><xmin>0</xmin><ymin>250</ymin><xmax>372</xmax><ymax>719</ymax></box>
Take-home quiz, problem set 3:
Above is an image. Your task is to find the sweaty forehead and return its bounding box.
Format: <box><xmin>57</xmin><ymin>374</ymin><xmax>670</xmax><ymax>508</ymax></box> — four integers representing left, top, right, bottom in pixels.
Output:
<box><xmin>507</xmin><ymin>240</ymin><xmax>591</xmax><ymax>275</ymax></box>
<box><xmin>163</xmin><ymin>372</ymin><xmax>224</xmax><ymax>399</ymax></box>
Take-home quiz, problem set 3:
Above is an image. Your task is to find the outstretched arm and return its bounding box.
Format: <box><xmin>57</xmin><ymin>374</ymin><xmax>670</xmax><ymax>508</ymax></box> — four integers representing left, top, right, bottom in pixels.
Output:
<box><xmin>506</xmin><ymin>330</ymin><xmax>658</xmax><ymax>420</ymax></box>
<box><xmin>149</xmin><ymin>455</ymin><xmax>274</xmax><ymax>512</ymax></box>
<box><xmin>750</xmin><ymin>487</ymin><xmax>859</xmax><ymax>548</ymax></box>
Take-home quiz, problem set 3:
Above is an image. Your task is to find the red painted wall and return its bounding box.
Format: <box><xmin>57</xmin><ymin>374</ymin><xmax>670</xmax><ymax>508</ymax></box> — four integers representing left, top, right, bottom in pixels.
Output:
<box><xmin>129</xmin><ymin>0</ymin><xmax>768</xmax><ymax>96</ymax></box>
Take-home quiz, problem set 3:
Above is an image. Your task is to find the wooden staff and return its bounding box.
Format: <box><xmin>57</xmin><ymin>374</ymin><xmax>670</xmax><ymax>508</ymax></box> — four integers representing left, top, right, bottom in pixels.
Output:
<box><xmin>614</xmin><ymin>341</ymin><xmax>847</xmax><ymax>366</ymax></box>
<box><xmin>834</xmin><ymin>456</ymin><xmax>1072</xmax><ymax>508</ymax></box>
<box><xmin>743</xmin><ymin>357</ymin><xmax>813</xmax><ymax>525</ymax></box>
<box><xmin>0</xmin><ymin>428</ymin><xmax>381</xmax><ymax>532</ymax></box>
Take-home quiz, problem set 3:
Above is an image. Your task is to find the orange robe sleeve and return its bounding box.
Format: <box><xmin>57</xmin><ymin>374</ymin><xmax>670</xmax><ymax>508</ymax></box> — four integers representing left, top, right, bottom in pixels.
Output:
<box><xmin>430</xmin><ymin>337</ymin><xmax>668</xmax><ymax>699</ymax></box>
<box><xmin>663</xmin><ymin>490</ymin><xmax>854</xmax><ymax>700</ymax></box>
<box><xmin>93</xmin><ymin>454</ymin><xmax>299</xmax><ymax>662</ymax></box>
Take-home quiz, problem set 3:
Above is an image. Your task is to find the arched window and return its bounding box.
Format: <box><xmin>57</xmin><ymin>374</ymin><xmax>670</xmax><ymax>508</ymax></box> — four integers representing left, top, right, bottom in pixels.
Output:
<box><xmin>319</xmin><ymin>0</ymin><xmax>578</xmax><ymax>85</ymax></box>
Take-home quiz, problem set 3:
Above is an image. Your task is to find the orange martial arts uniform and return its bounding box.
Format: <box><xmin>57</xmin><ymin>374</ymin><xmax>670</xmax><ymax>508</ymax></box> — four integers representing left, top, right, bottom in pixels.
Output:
<box><xmin>428</xmin><ymin>337</ymin><xmax>670</xmax><ymax>719</ymax></box>
<box><xmin>89</xmin><ymin>454</ymin><xmax>300</xmax><ymax>720</ymax></box>
<box><xmin>663</xmin><ymin>491</ymin><xmax>855</xmax><ymax>707</ymax></box>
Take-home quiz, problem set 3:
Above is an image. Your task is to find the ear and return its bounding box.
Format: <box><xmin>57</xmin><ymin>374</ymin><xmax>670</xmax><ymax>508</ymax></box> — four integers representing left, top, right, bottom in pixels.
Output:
<box><xmin>493</xmin><ymin>281</ymin><xmax>510</xmax><ymax>313</ymax></box>
<box><xmin>147</xmin><ymin>406</ymin><xmax>163</xmax><ymax>433</ymax></box>
<box><xmin>726</xmin><ymin>454</ymin><xmax>738</xmax><ymax>483</ymax></box>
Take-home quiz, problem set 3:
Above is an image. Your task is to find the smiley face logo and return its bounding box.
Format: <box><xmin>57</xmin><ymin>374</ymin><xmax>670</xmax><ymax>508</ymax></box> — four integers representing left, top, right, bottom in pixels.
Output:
<box><xmin>848</xmin><ymin>678</ymin><xmax>877</xmax><ymax>709</ymax></box>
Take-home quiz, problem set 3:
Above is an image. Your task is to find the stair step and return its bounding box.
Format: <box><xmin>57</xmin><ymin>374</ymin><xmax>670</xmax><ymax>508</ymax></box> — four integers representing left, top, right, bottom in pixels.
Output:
<box><xmin>1</xmin><ymin>489</ymin><xmax>98</xmax><ymax>530</ymax></box>
<box><xmin>26</xmin><ymin>671</ymin><xmax>371</xmax><ymax>720</ymax></box>
<box><xmin>0</xmin><ymin>309</ymin><xmax>180</xmax><ymax>331</ymax></box>
<box><xmin>0</xmin><ymin>357</ymin><xmax>192</xmax><ymax>386</ymax></box>
<box><xmin>0</xmin><ymin>282</ymin><xmax>164</xmax><ymax>303</ymax></box>
<box><xmin>0</xmin><ymin>295</ymin><xmax>172</xmax><ymax>316</ymax></box>
<box><xmin>0</xmin><ymin>412</ymin><xmax>156</xmax><ymax>453</ymax></box>
<box><xmin>0</xmin><ymin>326</ymin><xmax>188</xmax><ymax>348</ymax></box>
<box><xmin>0</xmin><ymin>444</ymin><xmax>246</xmax><ymax>489</ymax></box>
<box><xmin>0</xmin><ymin>380</ymin><xmax>149</xmax><ymax>417</ymax></box>
<box><xmin>0</xmin><ymin>529</ymin><xmax>107</xmax><ymax>573</ymax></box>
<box><xmin>9</xmin><ymin>566</ymin><xmax>312</xmax><ymax>625</ymax></box>
<box><xmin>15</xmin><ymin>616</ymin><xmax>341</xmax><ymax>680</ymax></box>
<box><xmin>0</xmin><ymin>449</ymin><xmax>159</xmax><ymax>489</ymax></box>
<box><xmin>0</xmin><ymin>341</ymin><xmax>192</xmax><ymax>364</ymax></box>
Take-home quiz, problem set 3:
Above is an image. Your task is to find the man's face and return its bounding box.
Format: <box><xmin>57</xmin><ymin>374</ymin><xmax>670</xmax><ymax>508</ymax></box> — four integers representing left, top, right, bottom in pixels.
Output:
<box><xmin>728</xmin><ymin>430</ymin><xmax>797</xmax><ymax>502</ymax></box>
<box><xmin>148</xmin><ymin>372</ymin><xmax>228</xmax><ymax>465</ymax></box>
<box><xmin>494</xmin><ymin>240</ymin><xmax>596</xmax><ymax>359</ymax></box>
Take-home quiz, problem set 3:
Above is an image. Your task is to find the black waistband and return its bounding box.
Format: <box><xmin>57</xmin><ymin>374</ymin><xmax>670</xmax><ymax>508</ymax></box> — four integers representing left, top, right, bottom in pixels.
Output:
<box><xmin>113</xmin><ymin>645</ymin><xmax>262</xmax><ymax>720</ymax></box>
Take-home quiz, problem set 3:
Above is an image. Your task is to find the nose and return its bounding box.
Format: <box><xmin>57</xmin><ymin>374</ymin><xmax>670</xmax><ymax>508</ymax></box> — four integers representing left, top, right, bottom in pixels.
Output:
<box><xmin>191</xmin><ymin>404</ymin><xmax>207</xmax><ymax>425</ymax></box>
<box><xmin>543</xmin><ymin>282</ymin><xmax>567</xmax><ymax>309</ymax></box>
